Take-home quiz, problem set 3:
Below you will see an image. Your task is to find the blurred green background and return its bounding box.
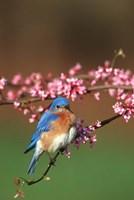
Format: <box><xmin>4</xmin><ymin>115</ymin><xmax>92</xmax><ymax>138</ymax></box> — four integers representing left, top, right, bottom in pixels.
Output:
<box><xmin>0</xmin><ymin>1</ymin><xmax>134</xmax><ymax>199</ymax></box>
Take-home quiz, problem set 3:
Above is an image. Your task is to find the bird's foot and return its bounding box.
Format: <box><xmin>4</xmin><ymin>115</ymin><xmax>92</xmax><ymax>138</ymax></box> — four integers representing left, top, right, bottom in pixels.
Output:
<box><xmin>59</xmin><ymin>147</ymin><xmax>65</xmax><ymax>155</ymax></box>
<box><xmin>49</xmin><ymin>157</ymin><xmax>56</xmax><ymax>166</ymax></box>
<box><xmin>46</xmin><ymin>152</ymin><xmax>56</xmax><ymax>166</ymax></box>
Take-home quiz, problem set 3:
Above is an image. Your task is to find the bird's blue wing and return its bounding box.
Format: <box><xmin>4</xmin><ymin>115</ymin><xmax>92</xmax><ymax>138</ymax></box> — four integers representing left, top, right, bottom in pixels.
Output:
<box><xmin>24</xmin><ymin>111</ymin><xmax>59</xmax><ymax>153</ymax></box>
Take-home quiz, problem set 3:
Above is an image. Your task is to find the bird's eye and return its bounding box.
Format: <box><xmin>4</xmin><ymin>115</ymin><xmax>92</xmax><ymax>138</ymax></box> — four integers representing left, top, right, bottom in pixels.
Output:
<box><xmin>56</xmin><ymin>105</ymin><xmax>60</xmax><ymax>109</ymax></box>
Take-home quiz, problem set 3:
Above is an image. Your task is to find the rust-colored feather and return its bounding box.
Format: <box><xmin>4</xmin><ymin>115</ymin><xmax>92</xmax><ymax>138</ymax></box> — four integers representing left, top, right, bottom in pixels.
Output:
<box><xmin>40</xmin><ymin>108</ymin><xmax>76</xmax><ymax>152</ymax></box>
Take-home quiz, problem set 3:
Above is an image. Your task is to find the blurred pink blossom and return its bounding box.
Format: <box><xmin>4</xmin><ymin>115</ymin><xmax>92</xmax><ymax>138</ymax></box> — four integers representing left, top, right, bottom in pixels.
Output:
<box><xmin>7</xmin><ymin>90</ymin><xmax>16</xmax><ymax>100</ymax></box>
<box><xmin>0</xmin><ymin>77</ymin><xmax>6</xmax><ymax>90</ymax></box>
<box><xmin>64</xmin><ymin>147</ymin><xmax>71</xmax><ymax>159</ymax></box>
<box><xmin>14</xmin><ymin>101</ymin><xmax>21</xmax><ymax>109</ymax></box>
<box><xmin>12</xmin><ymin>74</ymin><xmax>23</xmax><ymax>85</ymax></box>
<box><xmin>29</xmin><ymin>114</ymin><xmax>38</xmax><ymax>123</ymax></box>
<box><xmin>69</xmin><ymin>63</ymin><xmax>81</xmax><ymax>76</ymax></box>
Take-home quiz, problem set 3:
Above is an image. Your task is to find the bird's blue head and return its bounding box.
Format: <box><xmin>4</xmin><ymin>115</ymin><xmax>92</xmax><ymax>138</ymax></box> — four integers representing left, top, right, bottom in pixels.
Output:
<box><xmin>49</xmin><ymin>97</ymin><xmax>70</xmax><ymax>112</ymax></box>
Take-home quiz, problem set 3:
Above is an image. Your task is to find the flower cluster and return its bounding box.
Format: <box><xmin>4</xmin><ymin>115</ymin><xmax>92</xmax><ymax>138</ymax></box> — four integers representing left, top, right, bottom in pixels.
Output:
<box><xmin>1</xmin><ymin>67</ymin><xmax>86</xmax><ymax>104</ymax></box>
<box><xmin>88</xmin><ymin>60</ymin><xmax>134</xmax><ymax>122</ymax></box>
<box><xmin>113</xmin><ymin>94</ymin><xmax>134</xmax><ymax>122</ymax></box>
<box><xmin>0</xmin><ymin>51</ymin><xmax>134</xmax><ymax>127</ymax></box>
<box><xmin>45</xmin><ymin>74</ymin><xmax>86</xmax><ymax>101</ymax></box>
<box><xmin>63</xmin><ymin>119</ymin><xmax>100</xmax><ymax>158</ymax></box>
<box><xmin>74</xmin><ymin>119</ymin><xmax>99</xmax><ymax>148</ymax></box>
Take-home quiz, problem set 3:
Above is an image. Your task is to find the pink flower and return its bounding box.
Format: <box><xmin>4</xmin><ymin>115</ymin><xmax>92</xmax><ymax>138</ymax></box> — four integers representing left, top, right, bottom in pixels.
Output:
<box><xmin>47</xmin><ymin>76</ymin><xmax>86</xmax><ymax>101</ymax></box>
<box><xmin>37</xmin><ymin>105</ymin><xmax>44</xmax><ymax>113</ymax></box>
<box><xmin>29</xmin><ymin>114</ymin><xmax>37</xmax><ymax>123</ymax></box>
<box><xmin>0</xmin><ymin>77</ymin><xmax>7</xmax><ymax>90</ymax></box>
<box><xmin>12</xmin><ymin>74</ymin><xmax>23</xmax><ymax>85</ymax></box>
<box><xmin>60</xmin><ymin>73</ymin><xmax>67</xmax><ymax>80</ymax></box>
<box><xmin>29</xmin><ymin>73</ymin><xmax>43</xmax><ymax>82</ymax></box>
<box><xmin>131</xmin><ymin>94</ymin><xmax>134</xmax><ymax>105</ymax></box>
<box><xmin>113</xmin><ymin>102</ymin><xmax>125</xmax><ymax>115</ymax></box>
<box><xmin>66</xmin><ymin>78</ymin><xmax>86</xmax><ymax>101</ymax></box>
<box><xmin>123</xmin><ymin>112</ymin><xmax>131</xmax><ymax>123</ymax></box>
<box><xmin>91</xmin><ymin>79</ymin><xmax>97</xmax><ymax>86</ymax></box>
<box><xmin>69</xmin><ymin>63</ymin><xmax>81</xmax><ymax>76</ymax></box>
<box><xmin>94</xmin><ymin>92</ymin><xmax>100</xmax><ymax>100</ymax></box>
<box><xmin>14</xmin><ymin>101</ymin><xmax>21</xmax><ymax>109</ymax></box>
<box><xmin>95</xmin><ymin>120</ymin><xmax>101</xmax><ymax>127</ymax></box>
<box><xmin>24</xmin><ymin>77</ymin><xmax>32</xmax><ymax>85</ymax></box>
<box><xmin>89</xmin><ymin>135</ymin><xmax>97</xmax><ymax>147</ymax></box>
<box><xmin>88</xmin><ymin>69</ymin><xmax>95</xmax><ymax>77</ymax></box>
<box><xmin>104</xmin><ymin>60</ymin><xmax>111</xmax><ymax>68</ymax></box>
<box><xmin>108</xmin><ymin>89</ymin><xmax>115</xmax><ymax>97</ymax></box>
<box><xmin>7</xmin><ymin>90</ymin><xmax>16</xmax><ymax>100</ymax></box>
<box><xmin>90</xmin><ymin>135</ymin><xmax>97</xmax><ymax>142</ymax></box>
<box><xmin>38</xmin><ymin>90</ymin><xmax>49</xmax><ymax>100</ymax></box>
<box><xmin>47</xmin><ymin>72</ymin><xmax>53</xmax><ymax>79</ymax></box>
<box><xmin>88</xmin><ymin>125</ymin><xmax>95</xmax><ymax>131</ymax></box>
<box><xmin>120</xmin><ymin>93</ymin><xmax>127</xmax><ymax>100</ymax></box>
<box><xmin>23</xmin><ymin>108</ymin><xmax>30</xmax><ymax>115</ymax></box>
<box><xmin>29</xmin><ymin>88</ymin><xmax>38</xmax><ymax>97</ymax></box>
<box><xmin>113</xmin><ymin>98</ymin><xmax>134</xmax><ymax>122</ymax></box>
<box><xmin>74</xmin><ymin>118</ymin><xmax>98</xmax><ymax>149</ymax></box>
<box><xmin>64</xmin><ymin>147</ymin><xmax>71</xmax><ymax>159</ymax></box>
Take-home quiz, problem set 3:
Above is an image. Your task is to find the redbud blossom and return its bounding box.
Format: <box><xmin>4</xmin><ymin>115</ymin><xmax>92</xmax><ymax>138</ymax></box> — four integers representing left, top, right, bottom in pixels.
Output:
<box><xmin>14</xmin><ymin>102</ymin><xmax>21</xmax><ymax>109</ymax></box>
<box><xmin>7</xmin><ymin>90</ymin><xmax>16</xmax><ymax>100</ymax></box>
<box><xmin>29</xmin><ymin>114</ymin><xmax>38</xmax><ymax>123</ymax></box>
<box><xmin>69</xmin><ymin>63</ymin><xmax>81</xmax><ymax>76</ymax></box>
<box><xmin>12</xmin><ymin>74</ymin><xmax>23</xmax><ymax>85</ymax></box>
<box><xmin>0</xmin><ymin>77</ymin><xmax>6</xmax><ymax>90</ymax></box>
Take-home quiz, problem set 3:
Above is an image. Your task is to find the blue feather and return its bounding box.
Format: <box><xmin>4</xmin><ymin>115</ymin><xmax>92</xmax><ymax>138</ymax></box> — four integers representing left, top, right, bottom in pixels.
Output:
<box><xmin>24</xmin><ymin>111</ymin><xmax>58</xmax><ymax>154</ymax></box>
<box><xmin>27</xmin><ymin>147</ymin><xmax>43</xmax><ymax>174</ymax></box>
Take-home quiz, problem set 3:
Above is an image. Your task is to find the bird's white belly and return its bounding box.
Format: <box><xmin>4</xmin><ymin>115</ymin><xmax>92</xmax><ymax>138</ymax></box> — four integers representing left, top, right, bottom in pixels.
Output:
<box><xmin>48</xmin><ymin>126</ymin><xmax>76</xmax><ymax>153</ymax></box>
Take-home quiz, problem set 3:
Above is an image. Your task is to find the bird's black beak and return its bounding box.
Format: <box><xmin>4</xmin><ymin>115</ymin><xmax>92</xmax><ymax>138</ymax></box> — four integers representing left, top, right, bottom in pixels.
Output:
<box><xmin>64</xmin><ymin>105</ymin><xmax>72</xmax><ymax>112</ymax></box>
<box><xmin>64</xmin><ymin>105</ymin><xmax>69</xmax><ymax>109</ymax></box>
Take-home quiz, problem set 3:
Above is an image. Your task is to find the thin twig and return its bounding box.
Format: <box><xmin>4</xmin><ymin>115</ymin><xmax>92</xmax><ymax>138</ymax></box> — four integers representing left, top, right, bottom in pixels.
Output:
<box><xmin>111</xmin><ymin>49</ymin><xmax>125</xmax><ymax>69</ymax></box>
<box><xmin>93</xmin><ymin>114</ymin><xmax>121</xmax><ymax>129</ymax></box>
<box><xmin>87</xmin><ymin>85</ymin><xmax>133</xmax><ymax>92</ymax></box>
<box><xmin>22</xmin><ymin>151</ymin><xmax>61</xmax><ymax>186</ymax></box>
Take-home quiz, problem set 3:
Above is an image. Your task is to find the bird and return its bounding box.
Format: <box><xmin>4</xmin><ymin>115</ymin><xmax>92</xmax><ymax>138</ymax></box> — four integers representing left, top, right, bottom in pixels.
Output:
<box><xmin>24</xmin><ymin>97</ymin><xmax>76</xmax><ymax>174</ymax></box>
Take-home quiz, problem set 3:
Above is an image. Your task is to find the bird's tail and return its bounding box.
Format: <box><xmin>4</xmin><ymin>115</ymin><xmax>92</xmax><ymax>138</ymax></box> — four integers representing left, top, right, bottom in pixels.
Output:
<box><xmin>27</xmin><ymin>150</ymin><xmax>43</xmax><ymax>174</ymax></box>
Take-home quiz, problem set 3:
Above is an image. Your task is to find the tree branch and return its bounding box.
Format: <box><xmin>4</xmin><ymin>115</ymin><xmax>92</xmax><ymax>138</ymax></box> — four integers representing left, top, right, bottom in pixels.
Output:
<box><xmin>0</xmin><ymin>84</ymin><xmax>133</xmax><ymax>106</ymax></box>
<box><xmin>93</xmin><ymin>114</ymin><xmax>121</xmax><ymax>129</ymax></box>
<box><xmin>0</xmin><ymin>97</ymin><xmax>42</xmax><ymax>106</ymax></box>
<box><xmin>21</xmin><ymin>113</ymin><xmax>121</xmax><ymax>186</ymax></box>
<box><xmin>87</xmin><ymin>85</ymin><xmax>133</xmax><ymax>92</ymax></box>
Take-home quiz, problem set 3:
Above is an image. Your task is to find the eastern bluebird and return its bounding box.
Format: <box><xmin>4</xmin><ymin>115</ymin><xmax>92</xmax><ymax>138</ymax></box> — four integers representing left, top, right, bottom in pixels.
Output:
<box><xmin>24</xmin><ymin>97</ymin><xmax>76</xmax><ymax>174</ymax></box>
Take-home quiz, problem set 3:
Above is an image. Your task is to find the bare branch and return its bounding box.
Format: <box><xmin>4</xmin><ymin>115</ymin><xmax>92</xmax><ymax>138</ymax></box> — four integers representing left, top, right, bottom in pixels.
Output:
<box><xmin>87</xmin><ymin>85</ymin><xmax>133</xmax><ymax>92</ymax></box>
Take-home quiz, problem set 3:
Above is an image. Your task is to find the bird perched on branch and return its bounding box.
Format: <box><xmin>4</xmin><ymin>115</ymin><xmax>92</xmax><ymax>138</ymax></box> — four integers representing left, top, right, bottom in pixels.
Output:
<box><xmin>24</xmin><ymin>97</ymin><xmax>76</xmax><ymax>174</ymax></box>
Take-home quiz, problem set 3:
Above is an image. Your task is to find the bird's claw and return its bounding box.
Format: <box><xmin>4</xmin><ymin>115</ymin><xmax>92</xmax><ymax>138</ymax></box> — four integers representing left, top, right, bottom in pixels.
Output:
<box><xmin>49</xmin><ymin>158</ymin><xmax>56</xmax><ymax>166</ymax></box>
<box><xmin>59</xmin><ymin>147</ymin><xmax>65</xmax><ymax>155</ymax></box>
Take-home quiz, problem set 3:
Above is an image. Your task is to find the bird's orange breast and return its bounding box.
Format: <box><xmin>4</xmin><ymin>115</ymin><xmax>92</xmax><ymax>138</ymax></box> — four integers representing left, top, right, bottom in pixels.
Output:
<box><xmin>40</xmin><ymin>108</ymin><xmax>76</xmax><ymax>152</ymax></box>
